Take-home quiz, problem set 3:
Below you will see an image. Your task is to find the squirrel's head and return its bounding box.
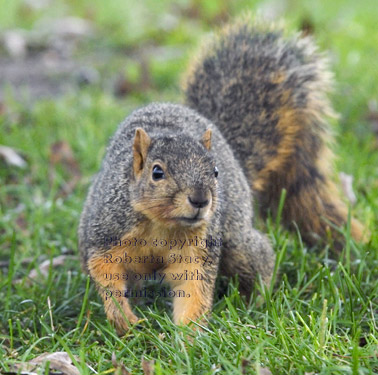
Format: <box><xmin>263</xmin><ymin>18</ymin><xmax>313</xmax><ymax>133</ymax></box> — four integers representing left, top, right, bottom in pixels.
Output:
<box><xmin>130</xmin><ymin>127</ymin><xmax>218</xmax><ymax>229</ymax></box>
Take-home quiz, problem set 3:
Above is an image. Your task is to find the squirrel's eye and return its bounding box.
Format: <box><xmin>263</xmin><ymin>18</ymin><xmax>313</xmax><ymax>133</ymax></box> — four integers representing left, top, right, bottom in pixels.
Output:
<box><xmin>214</xmin><ymin>166</ymin><xmax>219</xmax><ymax>178</ymax></box>
<box><xmin>152</xmin><ymin>165</ymin><xmax>165</xmax><ymax>181</ymax></box>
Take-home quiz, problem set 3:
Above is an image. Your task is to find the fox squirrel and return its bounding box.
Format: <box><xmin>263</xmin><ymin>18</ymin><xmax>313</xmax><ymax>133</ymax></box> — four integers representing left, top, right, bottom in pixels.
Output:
<box><xmin>78</xmin><ymin>19</ymin><xmax>365</xmax><ymax>334</ymax></box>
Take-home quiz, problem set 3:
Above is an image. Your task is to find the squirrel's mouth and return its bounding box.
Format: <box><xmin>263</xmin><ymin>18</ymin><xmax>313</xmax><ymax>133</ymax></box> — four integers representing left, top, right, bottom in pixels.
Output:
<box><xmin>176</xmin><ymin>216</ymin><xmax>203</xmax><ymax>225</ymax></box>
<box><xmin>175</xmin><ymin>208</ymin><xmax>207</xmax><ymax>226</ymax></box>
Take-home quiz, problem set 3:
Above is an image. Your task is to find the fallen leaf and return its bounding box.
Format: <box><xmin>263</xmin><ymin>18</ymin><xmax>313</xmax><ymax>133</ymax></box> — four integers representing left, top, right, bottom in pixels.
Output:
<box><xmin>241</xmin><ymin>359</ymin><xmax>272</xmax><ymax>375</ymax></box>
<box><xmin>0</xmin><ymin>145</ymin><xmax>27</xmax><ymax>168</ymax></box>
<box><xmin>178</xmin><ymin>1</ymin><xmax>200</xmax><ymax>20</ymax></box>
<box><xmin>258</xmin><ymin>368</ymin><xmax>273</xmax><ymax>375</ymax></box>
<box><xmin>15</xmin><ymin>212</ymin><xmax>28</xmax><ymax>232</ymax></box>
<box><xmin>49</xmin><ymin>140</ymin><xmax>81</xmax><ymax>198</ymax></box>
<box><xmin>111</xmin><ymin>353</ymin><xmax>131</xmax><ymax>375</ymax></box>
<box><xmin>241</xmin><ymin>358</ymin><xmax>250</xmax><ymax>374</ymax></box>
<box><xmin>49</xmin><ymin>141</ymin><xmax>79</xmax><ymax>172</ymax></box>
<box><xmin>27</xmin><ymin>255</ymin><xmax>76</xmax><ymax>280</ymax></box>
<box><xmin>141</xmin><ymin>358</ymin><xmax>154</xmax><ymax>375</ymax></box>
<box><xmin>5</xmin><ymin>352</ymin><xmax>80</xmax><ymax>375</ymax></box>
<box><xmin>113</xmin><ymin>74</ymin><xmax>135</xmax><ymax>97</ymax></box>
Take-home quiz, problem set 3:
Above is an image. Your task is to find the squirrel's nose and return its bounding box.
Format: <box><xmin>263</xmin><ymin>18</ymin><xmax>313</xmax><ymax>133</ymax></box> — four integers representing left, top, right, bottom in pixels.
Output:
<box><xmin>188</xmin><ymin>190</ymin><xmax>209</xmax><ymax>209</ymax></box>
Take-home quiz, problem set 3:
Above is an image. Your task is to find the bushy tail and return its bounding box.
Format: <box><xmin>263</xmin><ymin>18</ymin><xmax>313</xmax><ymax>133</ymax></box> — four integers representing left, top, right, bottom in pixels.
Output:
<box><xmin>182</xmin><ymin>18</ymin><xmax>366</xmax><ymax>248</ymax></box>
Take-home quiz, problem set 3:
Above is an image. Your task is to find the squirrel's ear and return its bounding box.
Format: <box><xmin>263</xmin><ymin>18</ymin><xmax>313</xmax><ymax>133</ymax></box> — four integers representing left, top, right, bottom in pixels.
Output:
<box><xmin>202</xmin><ymin>129</ymin><xmax>212</xmax><ymax>151</ymax></box>
<box><xmin>133</xmin><ymin>128</ymin><xmax>151</xmax><ymax>176</ymax></box>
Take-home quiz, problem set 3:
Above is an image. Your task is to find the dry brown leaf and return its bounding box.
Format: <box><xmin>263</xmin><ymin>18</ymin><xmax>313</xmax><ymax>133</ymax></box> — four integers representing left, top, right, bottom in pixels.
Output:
<box><xmin>49</xmin><ymin>141</ymin><xmax>80</xmax><ymax>174</ymax></box>
<box><xmin>241</xmin><ymin>359</ymin><xmax>272</xmax><ymax>375</ymax></box>
<box><xmin>241</xmin><ymin>358</ymin><xmax>250</xmax><ymax>374</ymax></box>
<box><xmin>258</xmin><ymin>368</ymin><xmax>273</xmax><ymax>375</ymax></box>
<box><xmin>113</xmin><ymin>74</ymin><xmax>135</xmax><ymax>97</ymax></box>
<box><xmin>27</xmin><ymin>255</ymin><xmax>76</xmax><ymax>280</ymax></box>
<box><xmin>6</xmin><ymin>352</ymin><xmax>80</xmax><ymax>375</ymax></box>
<box><xmin>49</xmin><ymin>140</ymin><xmax>81</xmax><ymax>197</ymax></box>
<box><xmin>0</xmin><ymin>145</ymin><xmax>27</xmax><ymax>168</ymax></box>
<box><xmin>141</xmin><ymin>358</ymin><xmax>154</xmax><ymax>375</ymax></box>
<box><xmin>111</xmin><ymin>353</ymin><xmax>130</xmax><ymax>375</ymax></box>
<box><xmin>13</xmin><ymin>255</ymin><xmax>77</xmax><ymax>285</ymax></box>
<box><xmin>15</xmin><ymin>212</ymin><xmax>28</xmax><ymax>232</ymax></box>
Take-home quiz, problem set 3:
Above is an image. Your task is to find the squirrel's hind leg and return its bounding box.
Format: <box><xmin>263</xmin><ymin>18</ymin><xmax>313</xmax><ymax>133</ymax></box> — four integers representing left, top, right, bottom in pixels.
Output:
<box><xmin>220</xmin><ymin>227</ymin><xmax>275</xmax><ymax>297</ymax></box>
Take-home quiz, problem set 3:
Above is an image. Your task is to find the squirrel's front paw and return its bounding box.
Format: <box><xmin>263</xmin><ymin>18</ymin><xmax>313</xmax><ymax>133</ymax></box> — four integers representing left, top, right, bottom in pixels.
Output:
<box><xmin>110</xmin><ymin>311</ymin><xmax>139</xmax><ymax>336</ymax></box>
<box><xmin>104</xmin><ymin>299</ymin><xmax>139</xmax><ymax>335</ymax></box>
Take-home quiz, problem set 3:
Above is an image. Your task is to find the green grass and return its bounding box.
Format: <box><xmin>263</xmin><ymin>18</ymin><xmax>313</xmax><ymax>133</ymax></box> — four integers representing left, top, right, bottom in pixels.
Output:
<box><xmin>1</xmin><ymin>0</ymin><xmax>377</xmax><ymax>374</ymax></box>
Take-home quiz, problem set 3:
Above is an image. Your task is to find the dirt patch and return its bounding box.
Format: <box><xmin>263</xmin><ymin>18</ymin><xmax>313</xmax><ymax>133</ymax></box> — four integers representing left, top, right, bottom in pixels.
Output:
<box><xmin>0</xmin><ymin>18</ymin><xmax>104</xmax><ymax>101</ymax></box>
<box><xmin>0</xmin><ymin>53</ymin><xmax>81</xmax><ymax>100</ymax></box>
